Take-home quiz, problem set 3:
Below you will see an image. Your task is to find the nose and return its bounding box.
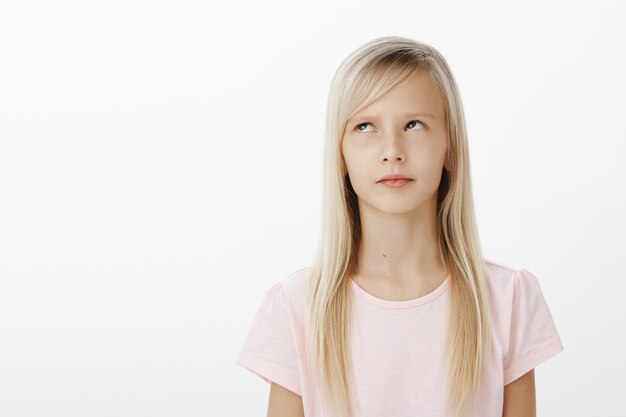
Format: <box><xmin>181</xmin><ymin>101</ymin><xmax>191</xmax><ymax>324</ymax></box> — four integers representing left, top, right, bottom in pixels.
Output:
<box><xmin>379</xmin><ymin>132</ymin><xmax>406</xmax><ymax>164</ymax></box>
<box><xmin>380</xmin><ymin>152</ymin><xmax>405</xmax><ymax>163</ymax></box>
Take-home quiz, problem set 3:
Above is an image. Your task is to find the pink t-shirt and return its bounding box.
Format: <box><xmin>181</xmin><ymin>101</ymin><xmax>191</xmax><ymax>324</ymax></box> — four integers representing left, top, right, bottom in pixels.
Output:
<box><xmin>235</xmin><ymin>258</ymin><xmax>564</xmax><ymax>416</ymax></box>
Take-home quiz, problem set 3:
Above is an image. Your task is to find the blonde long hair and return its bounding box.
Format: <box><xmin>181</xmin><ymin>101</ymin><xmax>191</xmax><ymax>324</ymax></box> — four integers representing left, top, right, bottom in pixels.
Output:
<box><xmin>305</xmin><ymin>36</ymin><xmax>492</xmax><ymax>417</ymax></box>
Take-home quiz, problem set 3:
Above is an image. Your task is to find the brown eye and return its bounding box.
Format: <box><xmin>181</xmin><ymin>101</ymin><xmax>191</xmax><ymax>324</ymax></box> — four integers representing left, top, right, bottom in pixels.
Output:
<box><xmin>355</xmin><ymin>122</ymin><xmax>373</xmax><ymax>133</ymax></box>
<box><xmin>354</xmin><ymin>120</ymin><xmax>425</xmax><ymax>133</ymax></box>
<box><xmin>407</xmin><ymin>120</ymin><xmax>425</xmax><ymax>130</ymax></box>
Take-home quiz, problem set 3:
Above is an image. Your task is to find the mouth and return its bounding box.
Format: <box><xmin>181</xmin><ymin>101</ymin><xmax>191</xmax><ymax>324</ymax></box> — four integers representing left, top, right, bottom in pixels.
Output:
<box><xmin>377</xmin><ymin>174</ymin><xmax>413</xmax><ymax>183</ymax></box>
<box><xmin>378</xmin><ymin>178</ymin><xmax>413</xmax><ymax>187</ymax></box>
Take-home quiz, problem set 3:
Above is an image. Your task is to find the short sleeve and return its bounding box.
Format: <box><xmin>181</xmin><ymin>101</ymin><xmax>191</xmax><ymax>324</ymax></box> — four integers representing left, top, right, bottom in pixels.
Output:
<box><xmin>503</xmin><ymin>268</ymin><xmax>564</xmax><ymax>386</ymax></box>
<box><xmin>235</xmin><ymin>280</ymin><xmax>302</xmax><ymax>396</ymax></box>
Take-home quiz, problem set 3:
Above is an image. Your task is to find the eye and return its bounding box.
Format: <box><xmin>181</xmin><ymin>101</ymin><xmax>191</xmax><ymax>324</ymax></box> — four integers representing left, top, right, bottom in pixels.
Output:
<box><xmin>354</xmin><ymin>120</ymin><xmax>426</xmax><ymax>133</ymax></box>
<box><xmin>407</xmin><ymin>120</ymin><xmax>425</xmax><ymax>130</ymax></box>
<box><xmin>355</xmin><ymin>122</ymin><xmax>374</xmax><ymax>133</ymax></box>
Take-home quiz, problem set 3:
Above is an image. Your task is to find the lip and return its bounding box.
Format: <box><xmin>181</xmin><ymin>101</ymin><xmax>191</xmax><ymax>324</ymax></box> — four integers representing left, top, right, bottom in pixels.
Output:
<box><xmin>379</xmin><ymin>178</ymin><xmax>413</xmax><ymax>188</ymax></box>
<box><xmin>377</xmin><ymin>174</ymin><xmax>413</xmax><ymax>182</ymax></box>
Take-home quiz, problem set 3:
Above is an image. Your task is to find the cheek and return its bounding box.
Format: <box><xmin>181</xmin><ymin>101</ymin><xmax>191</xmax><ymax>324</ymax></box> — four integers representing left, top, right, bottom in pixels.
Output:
<box><xmin>412</xmin><ymin>139</ymin><xmax>446</xmax><ymax>166</ymax></box>
<box><xmin>342</xmin><ymin>142</ymin><xmax>368</xmax><ymax>172</ymax></box>
<box><xmin>345</xmin><ymin>153</ymin><xmax>374</xmax><ymax>182</ymax></box>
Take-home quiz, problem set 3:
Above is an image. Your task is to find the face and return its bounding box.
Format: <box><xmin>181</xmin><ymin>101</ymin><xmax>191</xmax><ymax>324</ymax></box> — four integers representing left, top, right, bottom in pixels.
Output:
<box><xmin>341</xmin><ymin>69</ymin><xmax>449</xmax><ymax>215</ymax></box>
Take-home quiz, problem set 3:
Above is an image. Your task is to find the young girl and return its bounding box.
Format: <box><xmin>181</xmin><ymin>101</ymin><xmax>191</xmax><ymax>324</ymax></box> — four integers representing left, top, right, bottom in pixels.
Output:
<box><xmin>236</xmin><ymin>36</ymin><xmax>564</xmax><ymax>417</ymax></box>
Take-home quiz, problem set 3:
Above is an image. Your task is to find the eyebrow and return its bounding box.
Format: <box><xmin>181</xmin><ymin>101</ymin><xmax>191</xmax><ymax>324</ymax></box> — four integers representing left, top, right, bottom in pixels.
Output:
<box><xmin>347</xmin><ymin>111</ymin><xmax>436</xmax><ymax>124</ymax></box>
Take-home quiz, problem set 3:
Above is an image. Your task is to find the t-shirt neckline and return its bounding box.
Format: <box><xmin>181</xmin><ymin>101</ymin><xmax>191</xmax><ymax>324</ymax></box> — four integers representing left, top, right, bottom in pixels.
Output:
<box><xmin>350</xmin><ymin>272</ymin><xmax>451</xmax><ymax>309</ymax></box>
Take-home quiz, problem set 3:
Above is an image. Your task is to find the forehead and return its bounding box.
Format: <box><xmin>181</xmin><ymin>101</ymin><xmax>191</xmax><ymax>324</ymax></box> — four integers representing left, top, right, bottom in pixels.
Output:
<box><xmin>347</xmin><ymin>70</ymin><xmax>444</xmax><ymax>123</ymax></box>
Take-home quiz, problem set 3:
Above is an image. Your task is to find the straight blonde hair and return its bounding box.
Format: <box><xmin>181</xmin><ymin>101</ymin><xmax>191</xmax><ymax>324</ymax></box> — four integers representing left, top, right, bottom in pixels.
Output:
<box><xmin>305</xmin><ymin>36</ymin><xmax>492</xmax><ymax>417</ymax></box>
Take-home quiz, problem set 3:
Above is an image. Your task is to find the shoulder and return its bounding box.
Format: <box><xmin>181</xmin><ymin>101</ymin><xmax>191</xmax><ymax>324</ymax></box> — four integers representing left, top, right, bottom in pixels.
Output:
<box><xmin>482</xmin><ymin>258</ymin><xmax>556</xmax><ymax>338</ymax></box>
<box><xmin>482</xmin><ymin>258</ymin><xmax>528</xmax><ymax>312</ymax></box>
<box><xmin>281</xmin><ymin>266</ymin><xmax>313</xmax><ymax>299</ymax></box>
<box><xmin>273</xmin><ymin>266</ymin><xmax>313</xmax><ymax>321</ymax></box>
<box><xmin>483</xmin><ymin>257</ymin><xmax>543</xmax><ymax>295</ymax></box>
<box><xmin>483</xmin><ymin>257</ymin><xmax>518</xmax><ymax>276</ymax></box>
<box><xmin>483</xmin><ymin>257</ymin><xmax>535</xmax><ymax>293</ymax></box>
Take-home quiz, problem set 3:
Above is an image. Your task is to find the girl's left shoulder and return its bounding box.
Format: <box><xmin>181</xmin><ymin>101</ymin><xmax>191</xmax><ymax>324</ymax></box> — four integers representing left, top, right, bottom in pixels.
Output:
<box><xmin>482</xmin><ymin>257</ymin><xmax>547</xmax><ymax>296</ymax></box>
<box><xmin>482</xmin><ymin>257</ymin><xmax>519</xmax><ymax>293</ymax></box>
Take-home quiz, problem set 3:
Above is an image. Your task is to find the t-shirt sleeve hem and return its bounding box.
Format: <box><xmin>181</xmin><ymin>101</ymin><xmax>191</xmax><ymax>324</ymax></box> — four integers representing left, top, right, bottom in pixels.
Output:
<box><xmin>236</xmin><ymin>352</ymin><xmax>302</xmax><ymax>396</ymax></box>
<box><xmin>503</xmin><ymin>338</ymin><xmax>564</xmax><ymax>386</ymax></box>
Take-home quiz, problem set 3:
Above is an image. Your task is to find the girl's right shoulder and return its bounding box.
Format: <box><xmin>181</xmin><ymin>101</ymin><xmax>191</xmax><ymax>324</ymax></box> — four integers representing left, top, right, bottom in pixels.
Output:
<box><xmin>274</xmin><ymin>266</ymin><xmax>313</xmax><ymax>313</ymax></box>
<box><xmin>282</xmin><ymin>266</ymin><xmax>312</xmax><ymax>299</ymax></box>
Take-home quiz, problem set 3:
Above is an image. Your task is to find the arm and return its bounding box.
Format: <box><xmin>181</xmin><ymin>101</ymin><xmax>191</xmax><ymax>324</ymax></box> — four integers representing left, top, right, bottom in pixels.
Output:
<box><xmin>502</xmin><ymin>369</ymin><xmax>536</xmax><ymax>417</ymax></box>
<box><xmin>267</xmin><ymin>382</ymin><xmax>305</xmax><ymax>417</ymax></box>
